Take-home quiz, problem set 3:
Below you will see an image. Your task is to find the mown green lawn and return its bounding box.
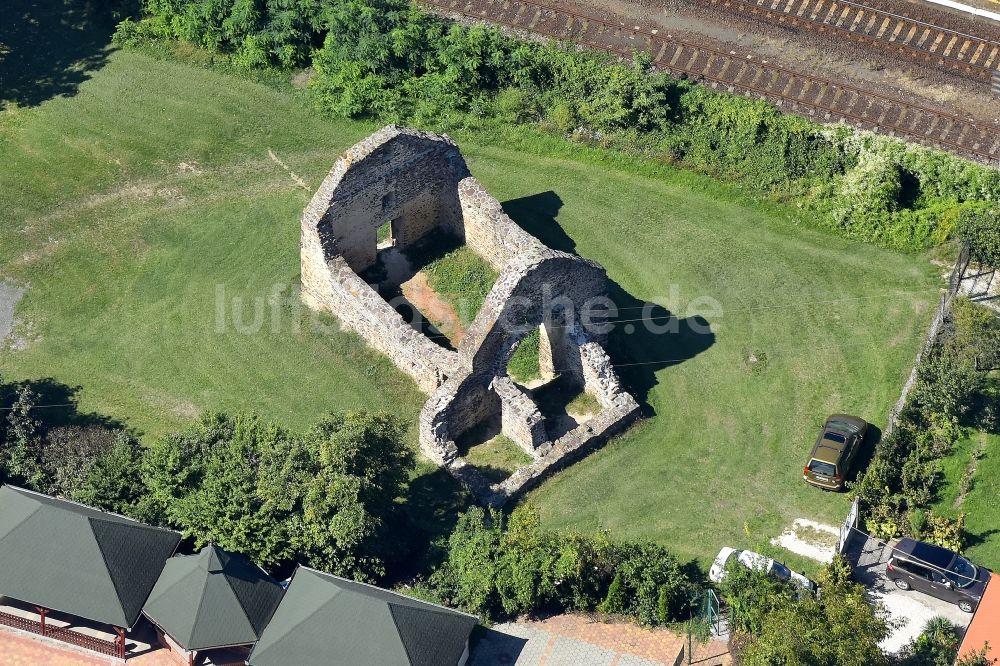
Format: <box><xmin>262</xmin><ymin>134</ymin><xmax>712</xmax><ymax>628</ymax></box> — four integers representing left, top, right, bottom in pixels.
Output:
<box><xmin>1</xmin><ymin>48</ymin><xmax>943</xmax><ymax>567</ymax></box>
<box><xmin>933</xmin><ymin>428</ymin><xmax>1000</xmax><ymax>570</ymax></box>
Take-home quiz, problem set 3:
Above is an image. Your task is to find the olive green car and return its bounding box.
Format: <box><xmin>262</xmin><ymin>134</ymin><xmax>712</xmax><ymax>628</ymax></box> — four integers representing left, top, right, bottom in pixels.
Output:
<box><xmin>802</xmin><ymin>414</ymin><xmax>868</xmax><ymax>491</ymax></box>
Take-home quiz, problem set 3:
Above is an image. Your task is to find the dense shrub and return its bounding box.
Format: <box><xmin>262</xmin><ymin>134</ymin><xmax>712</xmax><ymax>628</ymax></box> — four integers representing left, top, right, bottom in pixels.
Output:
<box><xmin>118</xmin><ymin>0</ymin><xmax>333</xmax><ymax>67</ymax></box>
<box><xmin>427</xmin><ymin>505</ymin><xmax>695</xmax><ymax>626</ymax></box>
<box><xmin>853</xmin><ymin>298</ymin><xmax>998</xmax><ymax>545</ymax></box>
<box><xmin>70</xmin><ymin>433</ymin><xmax>147</xmax><ymax>514</ymax></box>
<box><xmin>957</xmin><ymin>648</ymin><xmax>999</xmax><ymax>666</ymax></box>
<box><xmin>1</xmin><ymin>383</ymin><xmax>48</xmax><ymax>490</ymax></box>
<box><xmin>899</xmin><ymin>617</ymin><xmax>962</xmax><ymax>666</ymax></box>
<box><xmin>138</xmin><ymin>410</ymin><xmax>413</xmax><ymax>579</ymax></box>
<box><xmin>0</xmin><ymin>373</ymin><xmax>418</xmax><ymax>580</ymax></box>
<box><xmin>0</xmin><ymin>377</ymin><xmax>145</xmax><ymax>511</ymax></box>
<box><xmin>721</xmin><ymin>556</ymin><xmax>890</xmax><ymax>666</ymax></box>
<box><xmin>119</xmin><ymin>0</ymin><xmax>1000</xmax><ymax>252</ymax></box>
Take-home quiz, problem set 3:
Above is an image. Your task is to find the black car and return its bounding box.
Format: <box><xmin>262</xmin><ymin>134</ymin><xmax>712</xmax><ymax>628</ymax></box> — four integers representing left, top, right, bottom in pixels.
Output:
<box><xmin>887</xmin><ymin>537</ymin><xmax>990</xmax><ymax>613</ymax></box>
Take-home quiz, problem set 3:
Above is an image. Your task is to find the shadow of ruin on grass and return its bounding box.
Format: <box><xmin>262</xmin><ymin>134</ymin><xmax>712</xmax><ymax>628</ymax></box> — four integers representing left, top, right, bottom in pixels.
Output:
<box><xmin>503</xmin><ymin>191</ymin><xmax>716</xmax><ymax>415</ymax></box>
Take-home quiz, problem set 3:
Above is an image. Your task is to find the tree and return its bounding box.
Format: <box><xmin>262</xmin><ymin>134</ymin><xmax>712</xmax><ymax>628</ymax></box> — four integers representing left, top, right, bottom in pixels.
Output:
<box><xmin>719</xmin><ymin>561</ymin><xmax>796</xmax><ymax>636</ymax></box>
<box><xmin>298</xmin><ymin>411</ymin><xmax>412</xmax><ymax>578</ymax></box>
<box><xmin>136</xmin><ymin>414</ymin><xmax>214</xmax><ymax>525</ymax></box>
<box><xmin>740</xmin><ymin>586</ymin><xmax>889</xmax><ymax>666</ymax></box>
<box><xmin>137</xmin><ymin>410</ymin><xmax>414</xmax><ymax>580</ymax></box>
<box><xmin>177</xmin><ymin>413</ymin><xmax>299</xmax><ymax>566</ymax></box>
<box><xmin>910</xmin><ymin>345</ymin><xmax>984</xmax><ymax>423</ymax></box>
<box><xmin>70</xmin><ymin>432</ymin><xmax>146</xmax><ymax>515</ymax></box>
<box><xmin>432</xmin><ymin>506</ymin><xmax>503</xmax><ymax>618</ymax></box>
<box><xmin>3</xmin><ymin>384</ymin><xmax>48</xmax><ymax>490</ymax></box>
<box><xmin>140</xmin><ymin>412</ymin><xmax>305</xmax><ymax>567</ymax></box>
<box><xmin>429</xmin><ymin>504</ymin><xmax>694</xmax><ymax>625</ymax></box>
<box><xmin>958</xmin><ymin>207</ymin><xmax>1000</xmax><ymax>267</ymax></box>
<box><xmin>723</xmin><ymin>558</ymin><xmax>889</xmax><ymax>666</ymax></box>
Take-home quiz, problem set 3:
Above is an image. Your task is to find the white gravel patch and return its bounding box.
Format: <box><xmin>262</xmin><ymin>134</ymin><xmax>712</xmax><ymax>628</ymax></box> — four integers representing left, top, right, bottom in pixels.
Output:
<box><xmin>770</xmin><ymin>518</ymin><xmax>840</xmax><ymax>563</ymax></box>
<box><xmin>869</xmin><ymin>586</ymin><xmax>972</xmax><ymax>654</ymax></box>
<box><xmin>0</xmin><ymin>282</ymin><xmax>25</xmax><ymax>344</ymax></box>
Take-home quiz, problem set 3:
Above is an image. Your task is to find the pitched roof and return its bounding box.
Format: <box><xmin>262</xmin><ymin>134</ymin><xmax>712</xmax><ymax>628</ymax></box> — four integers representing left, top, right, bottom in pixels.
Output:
<box><xmin>143</xmin><ymin>544</ymin><xmax>285</xmax><ymax>651</ymax></box>
<box><xmin>0</xmin><ymin>485</ymin><xmax>181</xmax><ymax>627</ymax></box>
<box><xmin>248</xmin><ymin>567</ymin><xmax>478</xmax><ymax>666</ymax></box>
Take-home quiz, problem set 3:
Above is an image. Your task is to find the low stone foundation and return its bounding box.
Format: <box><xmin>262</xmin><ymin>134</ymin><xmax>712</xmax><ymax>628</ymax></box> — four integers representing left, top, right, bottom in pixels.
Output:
<box><xmin>301</xmin><ymin>126</ymin><xmax>640</xmax><ymax>506</ymax></box>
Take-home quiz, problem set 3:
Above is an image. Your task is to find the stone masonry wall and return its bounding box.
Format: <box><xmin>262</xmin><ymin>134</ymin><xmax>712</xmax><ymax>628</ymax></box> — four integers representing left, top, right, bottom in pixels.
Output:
<box><xmin>456</xmin><ymin>177</ymin><xmax>547</xmax><ymax>271</ymax></box>
<box><xmin>303</xmin><ymin>126</ymin><xmax>641</xmax><ymax>507</ymax></box>
<box><xmin>491</xmin><ymin>376</ymin><xmax>549</xmax><ymax>457</ymax></box>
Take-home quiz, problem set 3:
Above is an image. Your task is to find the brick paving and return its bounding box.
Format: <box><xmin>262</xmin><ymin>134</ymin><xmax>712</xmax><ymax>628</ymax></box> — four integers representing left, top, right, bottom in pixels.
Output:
<box><xmin>0</xmin><ymin>609</ymin><xmax>730</xmax><ymax>666</ymax></box>
<box><xmin>0</xmin><ymin>629</ymin><xmax>113</xmax><ymax>665</ymax></box>
<box><xmin>0</xmin><ymin>627</ymin><xmax>181</xmax><ymax>666</ymax></box>
<box><xmin>469</xmin><ymin>614</ymin><xmax>731</xmax><ymax>666</ymax></box>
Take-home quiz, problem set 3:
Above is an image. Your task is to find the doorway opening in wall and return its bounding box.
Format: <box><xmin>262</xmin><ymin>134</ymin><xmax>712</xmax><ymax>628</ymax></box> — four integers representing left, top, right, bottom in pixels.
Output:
<box><xmin>507</xmin><ymin>326</ymin><xmax>544</xmax><ymax>386</ymax></box>
<box><xmin>532</xmin><ymin>376</ymin><xmax>601</xmax><ymax>441</ymax></box>
<box><xmin>376</xmin><ymin>220</ymin><xmax>394</xmax><ymax>249</ymax></box>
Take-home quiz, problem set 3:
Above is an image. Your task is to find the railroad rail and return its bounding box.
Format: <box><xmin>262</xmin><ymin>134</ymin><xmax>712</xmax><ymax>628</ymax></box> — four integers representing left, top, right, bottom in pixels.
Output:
<box><xmin>708</xmin><ymin>0</ymin><xmax>1000</xmax><ymax>82</ymax></box>
<box><xmin>422</xmin><ymin>0</ymin><xmax>1000</xmax><ymax>162</ymax></box>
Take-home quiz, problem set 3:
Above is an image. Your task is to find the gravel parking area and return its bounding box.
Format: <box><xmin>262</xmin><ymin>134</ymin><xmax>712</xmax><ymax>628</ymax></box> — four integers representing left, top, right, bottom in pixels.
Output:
<box><xmin>849</xmin><ymin>536</ymin><xmax>973</xmax><ymax>654</ymax></box>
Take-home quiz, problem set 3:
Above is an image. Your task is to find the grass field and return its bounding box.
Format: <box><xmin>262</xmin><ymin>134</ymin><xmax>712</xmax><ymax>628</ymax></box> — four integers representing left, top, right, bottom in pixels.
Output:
<box><xmin>0</xmin><ymin>45</ymin><xmax>943</xmax><ymax>568</ymax></box>
<box><xmin>933</xmin><ymin>429</ymin><xmax>1000</xmax><ymax>570</ymax></box>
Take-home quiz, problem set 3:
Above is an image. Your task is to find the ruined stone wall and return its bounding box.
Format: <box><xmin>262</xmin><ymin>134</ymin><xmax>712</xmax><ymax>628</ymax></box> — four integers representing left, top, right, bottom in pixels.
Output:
<box><xmin>301</xmin><ymin>127</ymin><xmax>467</xmax><ymax>392</ymax></box>
<box><xmin>491</xmin><ymin>376</ymin><xmax>549</xmax><ymax>457</ymax></box>
<box><xmin>419</xmin><ymin>249</ymin><xmax>640</xmax><ymax>505</ymax></box>
<box><xmin>456</xmin><ymin>178</ymin><xmax>547</xmax><ymax>271</ymax></box>
<box><xmin>303</xmin><ymin>126</ymin><xmax>641</xmax><ymax>507</ymax></box>
<box><xmin>302</xmin><ymin>127</ymin><xmax>468</xmax><ymax>273</ymax></box>
<box><xmin>460</xmin><ymin>253</ymin><xmax>607</xmax><ymax>375</ymax></box>
<box><xmin>300</xmin><ymin>242</ymin><xmax>457</xmax><ymax>394</ymax></box>
<box><xmin>489</xmin><ymin>391</ymin><xmax>639</xmax><ymax>506</ymax></box>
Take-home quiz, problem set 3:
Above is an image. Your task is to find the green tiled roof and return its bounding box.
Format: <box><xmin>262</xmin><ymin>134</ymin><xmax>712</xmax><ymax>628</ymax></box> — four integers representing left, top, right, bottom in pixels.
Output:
<box><xmin>143</xmin><ymin>544</ymin><xmax>285</xmax><ymax>651</ymax></box>
<box><xmin>0</xmin><ymin>485</ymin><xmax>181</xmax><ymax>628</ymax></box>
<box><xmin>248</xmin><ymin>567</ymin><xmax>478</xmax><ymax>666</ymax></box>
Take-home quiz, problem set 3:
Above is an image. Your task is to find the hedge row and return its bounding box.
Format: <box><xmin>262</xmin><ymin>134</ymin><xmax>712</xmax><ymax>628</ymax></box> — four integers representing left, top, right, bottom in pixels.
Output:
<box><xmin>853</xmin><ymin>298</ymin><xmax>1000</xmax><ymax>548</ymax></box>
<box><xmin>0</xmin><ymin>385</ymin><xmax>417</xmax><ymax>582</ymax></box>
<box><xmin>115</xmin><ymin>0</ymin><xmax>1000</xmax><ymax>252</ymax></box>
<box><xmin>420</xmin><ymin>505</ymin><xmax>696</xmax><ymax>626</ymax></box>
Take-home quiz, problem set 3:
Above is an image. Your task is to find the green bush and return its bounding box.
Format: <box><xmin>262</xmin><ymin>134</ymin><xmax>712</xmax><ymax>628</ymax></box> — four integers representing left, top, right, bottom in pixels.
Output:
<box><xmin>899</xmin><ymin>616</ymin><xmax>961</xmax><ymax>666</ymax></box>
<box><xmin>138</xmin><ymin>410</ymin><xmax>414</xmax><ymax>580</ymax></box>
<box><xmin>854</xmin><ymin>298</ymin><xmax>998</xmax><ymax>548</ymax></box>
<box><xmin>923</xmin><ymin>512</ymin><xmax>966</xmax><ymax>552</ymax></box>
<box><xmin>959</xmin><ymin>207</ymin><xmax>1000</xmax><ymax>267</ymax></box>
<box><xmin>124</xmin><ymin>0</ymin><xmax>1000</xmax><ymax>252</ymax></box>
<box><xmin>430</xmin><ymin>505</ymin><xmax>695</xmax><ymax>625</ymax></box>
<box><xmin>130</xmin><ymin>0</ymin><xmax>332</xmax><ymax>67</ymax></box>
<box><xmin>507</xmin><ymin>328</ymin><xmax>541</xmax><ymax>383</ymax></box>
<box><xmin>723</xmin><ymin>559</ymin><xmax>890</xmax><ymax>666</ymax></box>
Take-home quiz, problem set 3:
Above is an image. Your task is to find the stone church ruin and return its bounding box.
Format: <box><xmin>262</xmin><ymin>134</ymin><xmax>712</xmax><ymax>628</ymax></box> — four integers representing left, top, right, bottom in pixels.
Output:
<box><xmin>301</xmin><ymin>126</ymin><xmax>639</xmax><ymax>506</ymax></box>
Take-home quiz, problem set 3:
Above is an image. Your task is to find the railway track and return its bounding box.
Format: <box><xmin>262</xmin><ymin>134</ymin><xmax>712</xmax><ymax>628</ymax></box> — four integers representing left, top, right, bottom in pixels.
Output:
<box><xmin>422</xmin><ymin>0</ymin><xmax>1000</xmax><ymax>162</ymax></box>
<box><xmin>707</xmin><ymin>0</ymin><xmax>1000</xmax><ymax>82</ymax></box>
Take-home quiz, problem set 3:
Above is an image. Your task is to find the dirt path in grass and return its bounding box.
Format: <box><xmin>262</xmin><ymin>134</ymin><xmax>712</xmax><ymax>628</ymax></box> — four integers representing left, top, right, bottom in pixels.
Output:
<box><xmin>402</xmin><ymin>272</ymin><xmax>467</xmax><ymax>344</ymax></box>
